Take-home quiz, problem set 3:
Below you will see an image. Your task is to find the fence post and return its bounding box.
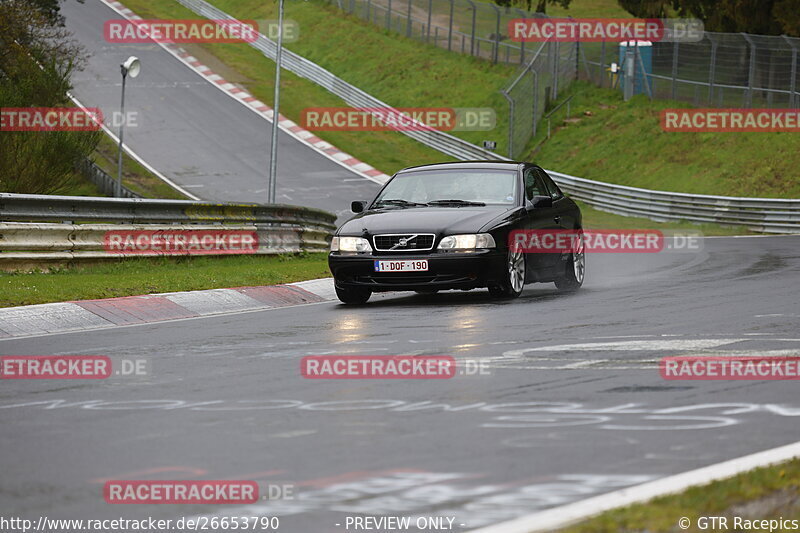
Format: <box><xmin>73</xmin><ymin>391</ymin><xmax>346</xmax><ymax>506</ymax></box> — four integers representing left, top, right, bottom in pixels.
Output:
<box><xmin>532</xmin><ymin>69</ymin><xmax>539</xmax><ymax>139</ymax></box>
<box><xmin>516</xmin><ymin>9</ymin><xmax>527</xmax><ymax>65</ymax></box>
<box><xmin>784</xmin><ymin>35</ymin><xmax>798</xmax><ymax>108</ymax></box>
<box><xmin>491</xmin><ymin>4</ymin><xmax>501</xmax><ymax>64</ymax></box>
<box><xmin>467</xmin><ymin>0</ymin><xmax>476</xmax><ymax>57</ymax></box>
<box><xmin>552</xmin><ymin>40</ymin><xmax>560</xmax><ymax>100</ymax></box>
<box><xmin>386</xmin><ymin>0</ymin><xmax>392</xmax><ymax>30</ymax></box>
<box><xmin>708</xmin><ymin>35</ymin><xmax>717</xmax><ymax>104</ymax></box>
<box><xmin>501</xmin><ymin>90</ymin><xmax>515</xmax><ymax>159</ymax></box>
<box><xmin>406</xmin><ymin>0</ymin><xmax>413</xmax><ymax>37</ymax></box>
<box><xmin>366</xmin><ymin>0</ymin><xmax>371</xmax><ymax>22</ymax></box>
<box><xmin>426</xmin><ymin>0</ymin><xmax>433</xmax><ymax>42</ymax></box>
<box><xmin>600</xmin><ymin>40</ymin><xmax>606</xmax><ymax>87</ymax></box>
<box><xmin>742</xmin><ymin>33</ymin><xmax>756</xmax><ymax>107</ymax></box>
<box><xmin>447</xmin><ymin>0</ymin><xmax>454</xmax><ymax>50</ymax></box>
<box><xmin>671</xmin><ymin>41</ymin><xmax>679</xmax><ymax>100</ymax></box>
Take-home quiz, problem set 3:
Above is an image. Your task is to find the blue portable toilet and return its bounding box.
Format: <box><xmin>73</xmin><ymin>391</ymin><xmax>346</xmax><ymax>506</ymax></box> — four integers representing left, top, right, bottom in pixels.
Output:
<box><xmin>618</xmin><ymin>41</ymin><xmax>653</xmax><ymax>95</ymax></box>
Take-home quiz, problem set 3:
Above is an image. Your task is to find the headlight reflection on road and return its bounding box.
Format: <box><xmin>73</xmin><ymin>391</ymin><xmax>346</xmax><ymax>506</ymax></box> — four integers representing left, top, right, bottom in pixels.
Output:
<box><xmin>332</xmin><ymin>315</ymin><xmax>367</xmax><ymax>344</ymax></box>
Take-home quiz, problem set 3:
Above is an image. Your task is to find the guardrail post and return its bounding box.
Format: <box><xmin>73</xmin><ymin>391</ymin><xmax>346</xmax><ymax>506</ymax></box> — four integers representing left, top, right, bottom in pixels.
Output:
<box><xmin>743</xmin><ymin>33</ymin><xmax>756</xmax><ymax>107</ymax></box>
<box><xmin>784</xmin><ymin>35</ymin><xmax>798</xmax><ymax>107</ymax></box>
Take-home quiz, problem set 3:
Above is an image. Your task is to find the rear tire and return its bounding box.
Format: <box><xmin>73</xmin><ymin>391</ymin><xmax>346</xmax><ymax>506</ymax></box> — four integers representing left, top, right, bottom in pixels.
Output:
<box><xmin>489</xmin><ymin>248</ymin><xmax>525</xmax><ymax>299</ymax></box>
<box><xmin>335</xmin><ymin>285</ymin><xmax>371</xmax><ymax>304</ymax></box>
<box><xmin>555</xmin><ymin>229</ymin><xmax>585</xmax><ymax>292</ymax></box>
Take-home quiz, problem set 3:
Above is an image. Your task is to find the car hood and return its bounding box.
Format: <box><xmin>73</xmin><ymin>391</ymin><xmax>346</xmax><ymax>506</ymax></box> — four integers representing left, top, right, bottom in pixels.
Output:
<box><xmin>337</xmin><ymin>206</ymin><xmax>515</xmax><ymax>236</ymax></box>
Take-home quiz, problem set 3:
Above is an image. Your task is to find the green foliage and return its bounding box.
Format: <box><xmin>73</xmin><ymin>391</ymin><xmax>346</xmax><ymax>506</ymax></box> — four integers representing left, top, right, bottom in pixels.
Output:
<box><xmin>618</xmin><ymin>0</ymin><xmax>800</xmax><ymax>36</ymax></box>
<box><xmin>0</xmin><ymin>0</ymin><xmax>100</xmax><ymax>194</ymax></box>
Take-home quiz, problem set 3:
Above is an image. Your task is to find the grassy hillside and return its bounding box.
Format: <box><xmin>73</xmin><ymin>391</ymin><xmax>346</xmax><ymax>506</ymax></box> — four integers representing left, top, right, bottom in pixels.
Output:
<box><xmin>121</xmin><ymin>0</ymin><xmax>515</xmax><ymax>174</ymax></box>
<box><xmin>530</xmin><ymin>82</ymin><xmax>800</xmax><ymax>198</ymax></box>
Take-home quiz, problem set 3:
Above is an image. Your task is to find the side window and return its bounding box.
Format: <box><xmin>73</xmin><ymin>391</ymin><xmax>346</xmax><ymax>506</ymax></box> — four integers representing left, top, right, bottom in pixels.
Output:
<box><xmin>523</xmin><ymin>167</ymin><xmax>545</xmax><ymax>201</ymax></box>
<box><xmin>538</xmin><ymin>168</ymin><xmax>564</xmax><ymax>200</ymax></box>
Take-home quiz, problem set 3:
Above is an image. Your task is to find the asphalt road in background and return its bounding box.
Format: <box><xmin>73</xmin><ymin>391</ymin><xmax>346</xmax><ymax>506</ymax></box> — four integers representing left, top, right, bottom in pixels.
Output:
<box><xmin>2</xmin><ymin>236</ymin><xmax>799</xmax><ymax>531</ymax></box>
<box><xmin>62</xmin><ymin>0</ymin><xmax>381</xmax><ymax>218</ymax></box>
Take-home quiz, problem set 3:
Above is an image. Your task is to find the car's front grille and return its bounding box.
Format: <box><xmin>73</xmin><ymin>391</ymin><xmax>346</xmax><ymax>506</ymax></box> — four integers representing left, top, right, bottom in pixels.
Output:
<box><xmin>373</xmin><ymin>234</ymin><xmax>435</xmax><ymax>252</ymax></box>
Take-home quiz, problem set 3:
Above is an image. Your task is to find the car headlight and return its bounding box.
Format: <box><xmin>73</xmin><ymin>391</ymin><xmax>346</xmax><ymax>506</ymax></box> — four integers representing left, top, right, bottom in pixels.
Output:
<box><xmin>331</xmin><ymin>236</ymin><xmax>373</xmax><ymax>253</ymax></box>
<box><xmin>437</xmin><ymin>233</ymin><xmax>496</xmax><ymax>251</ymax></box>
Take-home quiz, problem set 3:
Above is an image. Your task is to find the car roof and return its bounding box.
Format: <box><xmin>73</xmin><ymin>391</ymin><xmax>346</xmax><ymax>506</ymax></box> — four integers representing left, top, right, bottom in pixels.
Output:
<box><xmin>397</xmin><ymin>160</ymin><xmax>527</xmax><ymax>173</ymax></box>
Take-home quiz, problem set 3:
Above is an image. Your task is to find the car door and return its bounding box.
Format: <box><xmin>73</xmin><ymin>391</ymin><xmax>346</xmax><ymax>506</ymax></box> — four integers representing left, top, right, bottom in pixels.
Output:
<box><xmin>537</xmin><ymin>167</ymin><xmax>576</xmax><ymax>230</ymax></box>
<box><xmin>522</xmin><ymin>165</ymin><xmax>560</xmax><ymax>276</ymax></box>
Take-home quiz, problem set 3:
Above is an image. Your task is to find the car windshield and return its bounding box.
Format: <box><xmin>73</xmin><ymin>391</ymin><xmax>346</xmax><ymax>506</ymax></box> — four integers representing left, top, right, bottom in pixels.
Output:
<box><xmin>373</xmin><ymin>169</ymin><xmax>517</xmax><ymax>207</ymax></box>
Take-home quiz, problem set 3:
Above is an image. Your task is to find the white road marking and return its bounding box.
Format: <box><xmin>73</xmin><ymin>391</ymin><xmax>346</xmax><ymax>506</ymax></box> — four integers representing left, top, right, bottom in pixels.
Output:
<box><xmin>468</xmin><ymin>440</ymin><xmax>800</xmax><ymax>533</ymax></box>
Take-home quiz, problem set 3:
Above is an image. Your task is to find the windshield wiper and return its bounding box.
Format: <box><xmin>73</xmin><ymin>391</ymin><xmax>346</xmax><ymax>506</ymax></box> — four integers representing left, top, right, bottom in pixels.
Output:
<box><xmin>427</xmin><ymin>199</ymin><xmax>486</xmax><ymax>207</ymax></box>
<box><xmin>374</xmin><ymin>199</ymin><xmax>428</xmax><ymax>208</ymax></box>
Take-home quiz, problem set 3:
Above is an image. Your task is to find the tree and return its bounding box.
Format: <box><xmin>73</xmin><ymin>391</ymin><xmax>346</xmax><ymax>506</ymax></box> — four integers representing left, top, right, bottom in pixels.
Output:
<box><xmin>617</xmin><ymin>0</ymin><xmax>799</xmax><ymax>36</ymax></box>
<box><xmin>494</xmin><ymin>0</ymin><xmax>571</xmax><ymax>16</ymax></box>
<box><xmin>0</xmin><ymin>0</ymin><xmax>99</xmax><ymax>195</ymax></box>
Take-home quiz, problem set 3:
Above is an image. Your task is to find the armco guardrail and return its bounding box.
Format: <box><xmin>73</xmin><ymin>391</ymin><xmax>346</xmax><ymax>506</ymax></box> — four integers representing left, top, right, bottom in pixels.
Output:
<box><xmin>549</xmin><ymin>171</ymin><xmax>800</xmax><ymax>234</ymax></box>
<box><xmin>0</xmin><ymin>194</ymin><xmax>337</xmax><ymax>269</ymax></box>
<box><xmin>172</xmin><ymin>0</ymin><xmax>800</xmax><ymax>234</ymax></box>
<box><xmin>176</xmin><ymin>0</ymin><xmax>502</xmax><ymax>162</ymax></box>
<box><xmin>77</xmin><ymin>159</ymin><xmax>142</xmax><ymax>199</ymax></box>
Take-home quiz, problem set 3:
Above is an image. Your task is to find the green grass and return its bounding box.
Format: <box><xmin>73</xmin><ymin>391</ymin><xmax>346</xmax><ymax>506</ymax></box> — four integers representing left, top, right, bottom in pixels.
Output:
<box><xmin>121</xmin><ymin>0</ymin><xmax>517</xmax><ymax>174</ymax></box>
<box><xmin>531</xmin><ymin>81</ymin><xmax>800</xmax><ymax>198</ymax></box>
<box><xmin>0</xmin><ymin>254</ymin><xmax>330</xmax><ymax>308</ymax></box>
<box><xmin>562</xmin><ymin>458</ymin><xmax>800</xmax><ymax>532</ymax></box>
<box><xmin>578</xmin><ymin>201</ymin><xmax>752</xmax><ymax>235</ymax></box>
<box><xmin>91</xmin><ymin>135</ymin><xmax>189</xmax><ymax>199</ymax></box>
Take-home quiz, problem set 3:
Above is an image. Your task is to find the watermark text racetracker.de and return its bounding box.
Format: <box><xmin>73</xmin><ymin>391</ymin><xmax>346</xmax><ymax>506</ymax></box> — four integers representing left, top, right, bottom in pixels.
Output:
<box><xmin>661</xmin><ymin>109</ymin><xmax>800</xmax><ymax>132</ymax></box>
<box><xmin>508</xmin><ymin>18</ymin><xmax>703</xmax><ymax>42</ymax></box>
<box><xmin>103</xmin><ymin>230</ymin><xmax>259</xmax><ymax>255</ymax></box>
<box><xmin>301</xmin><ymin>355</ymin><xmax>490</xmax><ymax>379</ymax></box>
<box><xmin>508</xmin><ymin>229</ymin><xmax>702</xmax><ymax>253</ymax></box>
<box><xmin>300</xmin><ymin>107</ymin><xmax>496</xmax><ymax>132</ymax></box>
<box><xmin>661</xmin><ymin>356</ymin><xmax>800</xmax><ymax>380</ymax></box>
<box><xmin>0</xmin><ymin>356</ymin><xmax>148</xmax><ymax>379</ymax></box>
<box><xmin>1</xmin><ymin>107</ymin><xmax>102</xmax><ymax>131</ymax></box>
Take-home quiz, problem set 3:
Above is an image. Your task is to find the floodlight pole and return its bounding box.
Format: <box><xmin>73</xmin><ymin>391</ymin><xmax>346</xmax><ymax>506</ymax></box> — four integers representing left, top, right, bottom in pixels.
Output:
<box><xmin>116</xmin><ymin>66</ymin><xmax>128</xmax><ymax>198</ymax></box>
<box><xmin>267</xmin><ymin>0</ymin><xmax>285</xmax><ymax>204</ymax></box>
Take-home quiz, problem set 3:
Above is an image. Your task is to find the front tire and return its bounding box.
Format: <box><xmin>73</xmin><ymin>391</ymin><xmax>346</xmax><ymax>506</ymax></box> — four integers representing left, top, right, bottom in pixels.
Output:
<box><xmin>335</xmin><ymin>285</ymin><xmax>371</xmax><ymax>304</ymax></box>
<box><xmin>489</xmin><ymin>248</ymin><xmax>525</xmax><ymax>299</ymax></box>
<box><xmin>555</xmin><ymin>229</ymin><xmax>585</xmax><ymax>292</ymax></box>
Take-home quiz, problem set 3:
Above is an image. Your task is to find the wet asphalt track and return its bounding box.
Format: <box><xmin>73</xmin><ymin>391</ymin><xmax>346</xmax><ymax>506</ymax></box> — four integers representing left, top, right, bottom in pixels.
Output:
<box><xmin>62</xmin><ymin>0</ymin><xmax>381</xmax><ymax>218</ymax></box>
<box><xmin>6</xmin><ymin>1</ymin><xmax>798</xmax><ymax>530</ymax></box>
<box><xmin>1</xmin><ymin>236</ymin><xmax>799</xmax><ymax>531</ymax></box>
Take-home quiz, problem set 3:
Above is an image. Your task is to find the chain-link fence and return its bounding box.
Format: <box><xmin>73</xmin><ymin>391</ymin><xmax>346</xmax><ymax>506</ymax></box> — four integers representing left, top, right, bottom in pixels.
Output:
<box><xmin>322</xmin><ymin>0</ymin><xmax>800</xmax><ymax>157</ymax></box>
<box><xmin>501</xmin><ymin>40</ymin><xmax>578</xmax><ymax>158</ymax></box>
<box><xmin>580</xmin><ymin>33</ymin><xmax>800</xmax><ymax>108</ymax></box>
<box><xmin>323</xmin><ymin>0</ymin><xmax>551</xmax><ymax>65</ymax></box>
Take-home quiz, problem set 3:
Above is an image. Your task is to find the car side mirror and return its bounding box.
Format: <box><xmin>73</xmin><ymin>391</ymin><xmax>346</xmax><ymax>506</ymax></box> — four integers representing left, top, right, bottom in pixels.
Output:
<box><xmin>527</xmin><ymin>195</ymin><xmax>553</xmax><ymax>209</ymax></box>
<box><xmin>351</xmin><ymin>201</ymin><xmax>366</xmax><ymax>213</ymax></box>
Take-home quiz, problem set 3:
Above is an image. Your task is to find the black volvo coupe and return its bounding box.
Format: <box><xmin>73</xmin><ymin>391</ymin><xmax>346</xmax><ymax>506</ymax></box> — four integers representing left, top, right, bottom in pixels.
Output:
<box><xmin>328</xmin><ymin>161</ymin><xmax>585</xmax><ymax>304</ymax></box>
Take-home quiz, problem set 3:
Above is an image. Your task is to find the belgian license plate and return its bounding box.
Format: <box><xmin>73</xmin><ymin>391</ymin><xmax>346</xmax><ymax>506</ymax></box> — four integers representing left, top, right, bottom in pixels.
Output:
<box><xmin>374</xmin><ymin>259</ymin><xmax>429</xmax><ymax>272</ymax></box>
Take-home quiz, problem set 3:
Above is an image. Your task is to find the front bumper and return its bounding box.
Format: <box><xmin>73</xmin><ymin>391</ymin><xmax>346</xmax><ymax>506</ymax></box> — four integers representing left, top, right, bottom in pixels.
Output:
<box><xmin>329</xmin><ymin>250</ymin><xmax>505</xmax><ymax>292</ymax></box>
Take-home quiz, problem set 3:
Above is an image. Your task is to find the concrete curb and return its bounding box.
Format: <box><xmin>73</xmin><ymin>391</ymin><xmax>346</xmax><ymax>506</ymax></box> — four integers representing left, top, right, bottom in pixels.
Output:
<box><xmin>0</xmin><ymin>278</ymin><xmax>336</xmax><ymax>339</ymax></box>
<box><xmin>102</xmin><ymin>0</ymin><xmax>390</xmax><ymax>186</ymax></box>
